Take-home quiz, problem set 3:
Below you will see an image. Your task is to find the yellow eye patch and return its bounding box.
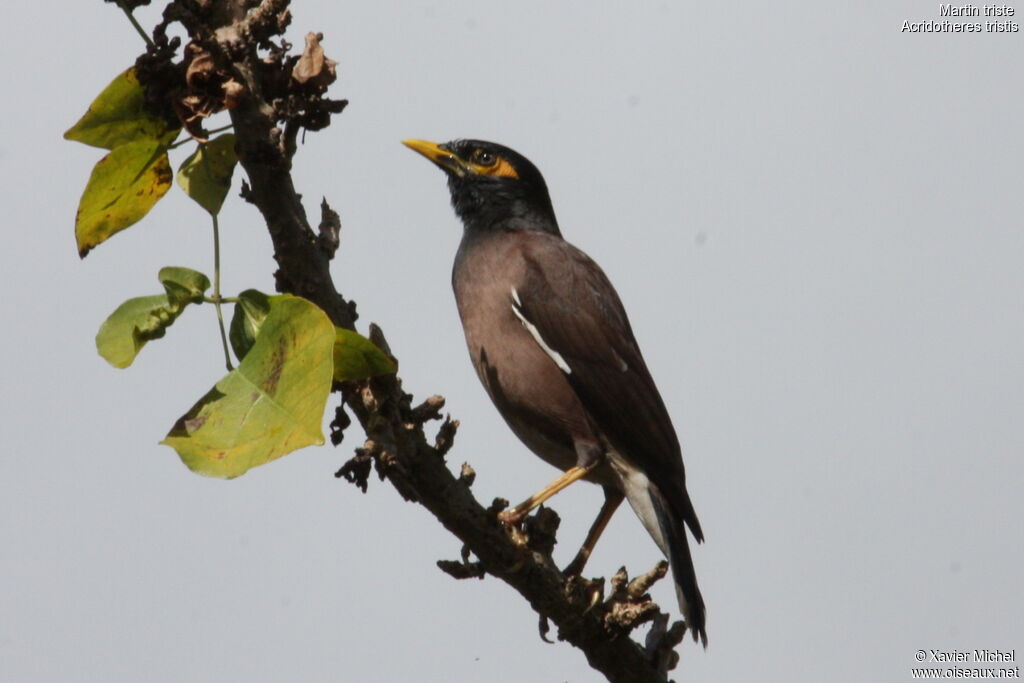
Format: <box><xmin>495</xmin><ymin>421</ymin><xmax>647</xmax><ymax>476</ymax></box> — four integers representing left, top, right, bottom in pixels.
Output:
<box><xmin>471</xmin><ymin>157</ymin><xmax>519</xmax><ymax>179</ymax></box>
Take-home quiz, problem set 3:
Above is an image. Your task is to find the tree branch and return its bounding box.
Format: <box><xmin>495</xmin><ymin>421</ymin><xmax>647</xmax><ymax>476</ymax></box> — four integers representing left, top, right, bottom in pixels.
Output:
<box><xmin>136</xmin><ymin>2</ymin><xmax>687</xmax><ymax>680</ymax></box>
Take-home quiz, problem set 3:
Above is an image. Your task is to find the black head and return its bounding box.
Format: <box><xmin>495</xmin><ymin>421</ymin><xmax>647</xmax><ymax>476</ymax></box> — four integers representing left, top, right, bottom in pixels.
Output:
<box><xmin>403</xmin><ymin>138</ymin><xmax>560</xmax><ymax>237</ymax></box>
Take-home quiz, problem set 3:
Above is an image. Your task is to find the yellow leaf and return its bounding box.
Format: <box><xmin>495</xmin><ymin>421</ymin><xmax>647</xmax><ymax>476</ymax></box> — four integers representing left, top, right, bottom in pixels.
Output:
<box><xmin>64</xmin><ymin>68</ymin><xmax>179</xmax><ymax>150</ymax></box>
<box><xmin>75</xmin><ymin>140</ymin><xmax>172</xmax><ymax>257</ymax></box>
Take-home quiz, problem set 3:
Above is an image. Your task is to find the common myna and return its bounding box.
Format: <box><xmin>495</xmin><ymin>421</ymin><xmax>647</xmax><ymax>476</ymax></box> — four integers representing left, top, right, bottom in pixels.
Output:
<box><xmin>403</xmin><ymin>138</ymin><xmax>706</xmax><ymax>646</ymax></box>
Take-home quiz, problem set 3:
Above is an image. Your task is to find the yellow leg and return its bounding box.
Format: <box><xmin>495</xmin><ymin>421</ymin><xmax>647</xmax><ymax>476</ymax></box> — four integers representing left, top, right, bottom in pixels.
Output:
<box><xmin>564</xmin><ymin>488</ymin><xmax>624</xmax><ymax>577</ymax></box>
<box><xmin>498</xmin><ymin>463</ymin><xmax>599</xmax><ymax>525</ymax></box>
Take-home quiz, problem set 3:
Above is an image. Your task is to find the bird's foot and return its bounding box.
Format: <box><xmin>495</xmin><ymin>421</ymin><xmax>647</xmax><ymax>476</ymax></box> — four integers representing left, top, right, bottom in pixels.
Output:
<box><xmin>489</xmin><ymin>497</ymin><xmax>530</xmax><ymax>548</ymax></box>
<box><xmin>504</xmin><ymin>522</ymin><xmax>530</xmax><ymax>548</ymax></box>
<box><xmin>496</xmin><ymin>507</ymin><xmax>527</xmax><ymax>527</ymax></box>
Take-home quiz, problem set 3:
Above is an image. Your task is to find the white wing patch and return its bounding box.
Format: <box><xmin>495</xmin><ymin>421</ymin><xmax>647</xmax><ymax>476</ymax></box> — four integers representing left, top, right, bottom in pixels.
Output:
<box><xmin>510</xmin><ymin>287</ymin><xmax>572</xmax><ymax>375</ymax></box>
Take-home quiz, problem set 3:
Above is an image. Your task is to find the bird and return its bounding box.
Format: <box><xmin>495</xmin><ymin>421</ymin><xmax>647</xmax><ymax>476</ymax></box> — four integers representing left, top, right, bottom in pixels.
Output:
<box><xmin>403</xmin><ymin>138</ymin><xmax>706</xmax><ymax>646</ymax></box>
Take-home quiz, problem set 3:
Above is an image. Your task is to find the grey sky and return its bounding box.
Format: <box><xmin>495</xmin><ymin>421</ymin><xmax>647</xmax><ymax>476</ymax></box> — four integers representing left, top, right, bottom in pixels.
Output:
<box><xmin>2</xmin><ymin>2</ymin><xmax>1021</xmax><ymax>681</ymax></box>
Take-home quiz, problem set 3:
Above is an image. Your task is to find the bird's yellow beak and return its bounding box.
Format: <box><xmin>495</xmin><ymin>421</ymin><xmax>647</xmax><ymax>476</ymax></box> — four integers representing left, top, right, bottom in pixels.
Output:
<box><xmin>402</xmin><ymin>139</ymin><xmax>467</xmax><ymax>176</ymax></box>
<box><xmin>402</xmin><ymin>139</ymin><xmax>446</xmax><ymax>162</ymax></box>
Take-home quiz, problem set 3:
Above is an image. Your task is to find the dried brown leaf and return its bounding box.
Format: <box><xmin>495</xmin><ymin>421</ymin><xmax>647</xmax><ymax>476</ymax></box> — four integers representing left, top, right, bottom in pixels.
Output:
<box><xmin>175</xmin><ymin>42</ymin><xmax>246</xmax><ymax>140</ymax></box>
<box><xmin>292</xmin><ymin>32</ymin><xmax>337</xmax><ymax>90</ymax></box>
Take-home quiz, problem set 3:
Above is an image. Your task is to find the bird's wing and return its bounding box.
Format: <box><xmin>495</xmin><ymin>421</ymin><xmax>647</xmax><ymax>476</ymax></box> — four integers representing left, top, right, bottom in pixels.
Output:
<box><xmin>513</xmin><ymin>234</ymin><xmax>702</xmax><ymax>541</ymax></box>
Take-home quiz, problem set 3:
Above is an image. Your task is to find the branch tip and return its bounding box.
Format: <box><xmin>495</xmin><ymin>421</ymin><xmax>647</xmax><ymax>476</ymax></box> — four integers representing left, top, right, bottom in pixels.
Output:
<box><xmin>457</xmin><ymin>462</ymin><xmax>476</xmax><ymax>488</ymax></box>
<box><xmin>410</xmin><ymin>395</ymin><xmax>446</xmax><ymax>423</ymax></box>
<box><xmin>317</xmin><ymin>197</ymin><xmax>341</xmax><ymax>258</ymax></box>
<box><xmin>437</xmin><ymin>558</ymin><xmax>486</xmax><ymax>580</ymax></box>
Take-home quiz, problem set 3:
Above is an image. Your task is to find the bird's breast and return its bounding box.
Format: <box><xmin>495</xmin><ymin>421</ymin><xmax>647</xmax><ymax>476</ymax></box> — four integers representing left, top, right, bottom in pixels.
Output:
<box><xmin>452</xmin><ymin>234</ymin><xmax>592</xmax><ymax>473</ymax></box>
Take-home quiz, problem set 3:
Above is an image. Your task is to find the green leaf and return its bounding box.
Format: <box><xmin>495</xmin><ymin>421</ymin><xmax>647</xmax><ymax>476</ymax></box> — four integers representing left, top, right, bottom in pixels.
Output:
<box><xmin>162</xmin><ymin>296</ymin><xmax>335</xmax><ymax>479</ymax></box>
<box><xmin>95</xmin><ymin>267</ymin><xmax>211</xmax><ymax>369</ymax></box>
<box><xmin>176</xmin><ymin>134</ymin><xmax>238</xmax><ymax>215</ymax></box>
<box><xmin>96</xmin><ymin>295</ymin><xmax>178</xmax><ymax>369</ymax></box>
<box><xmin>333</xmin><ymin>328</ymin><xmax>397</xmax><ymax>381</ymax></box>
<box><xmin>64</xmin><ymin>68</ymin><xmax>180</xmax><ymax>150</ymax></box>
<box><xmin>159</xmin><ymin>266</ymin><xmax>211</xmax><ymax>307</ymax></box>
<box><xmin>75</xmin><ymin>140</ymin><xmax>173</xmax><ymax>257</ymax></box>
<box><xmin>228</xmin><ymin>289</ymin><xmax>279</xmax><ymax>360</ymax></box>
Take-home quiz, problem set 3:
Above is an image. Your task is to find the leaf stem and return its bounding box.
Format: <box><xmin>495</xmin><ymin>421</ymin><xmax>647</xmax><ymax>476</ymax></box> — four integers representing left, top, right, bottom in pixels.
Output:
<box><xmin>211</xmin><ymin>212</ymin><xmax>234</xmax><ymax>371</ymax></box>
<box><xmin>115</xmin><ymin>1</ymin><xmax>155</xmax><ymax>48</ymax></box>
<box><xmin>167</xmin><ymin>124</ymin><xmax>236</xmax><ymax>151</ymax></box>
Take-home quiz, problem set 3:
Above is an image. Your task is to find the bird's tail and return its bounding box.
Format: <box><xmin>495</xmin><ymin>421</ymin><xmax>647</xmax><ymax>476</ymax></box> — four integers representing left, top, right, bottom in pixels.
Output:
<box><xmin>624</xmin><ymin>482</ymin><xmax>707</xmax><ymax>647</ymax></box>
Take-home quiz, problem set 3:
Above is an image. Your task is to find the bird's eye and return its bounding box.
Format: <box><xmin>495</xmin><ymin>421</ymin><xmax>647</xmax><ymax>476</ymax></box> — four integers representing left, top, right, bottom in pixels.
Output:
<box><xmin>472</xmin><ymin>149</ymin><xmax>497</xmax><ymax>166</ymax></box>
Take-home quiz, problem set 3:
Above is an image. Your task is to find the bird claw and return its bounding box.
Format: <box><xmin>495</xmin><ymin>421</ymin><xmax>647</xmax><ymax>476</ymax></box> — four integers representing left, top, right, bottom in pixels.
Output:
<box><xmin>496</xmin><ymin>508</ymin><xmax>526</xmax><ymax>527</ymax></box>
<box><xmin>538</xmin><ymin>614</ymin><xmax>554</xmax><ymax>644</ymax></box>
<box><xmin>566</xmin><ymin>574</ymin><xmax>606</xmax><ymax>613</ymax></box>
<box><xmin>489</xmin><ymin>497</ymin><xmax>531</xmax><ymax>554</ymax></box>
<box><xmin>494</xmin><ymin>501</ymin><xmax>530</xmax><ymax>546</ymax></box>
<box><xmin>503</xmin><ymin>521</ymin><xmax>530</xmax><ymax>547</ymax></box>
<box><xmin>583</xmin><ymin>580</ymin><xmax>605</xmax><ymax>613</ymax></box>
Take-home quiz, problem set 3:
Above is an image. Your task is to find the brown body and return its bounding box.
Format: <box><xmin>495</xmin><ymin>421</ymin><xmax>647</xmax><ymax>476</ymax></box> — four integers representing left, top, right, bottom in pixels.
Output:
<box><xmin>454</xmin><ymin>230</ymin><xmax>618</xmax><ymax>489</ymax></box>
